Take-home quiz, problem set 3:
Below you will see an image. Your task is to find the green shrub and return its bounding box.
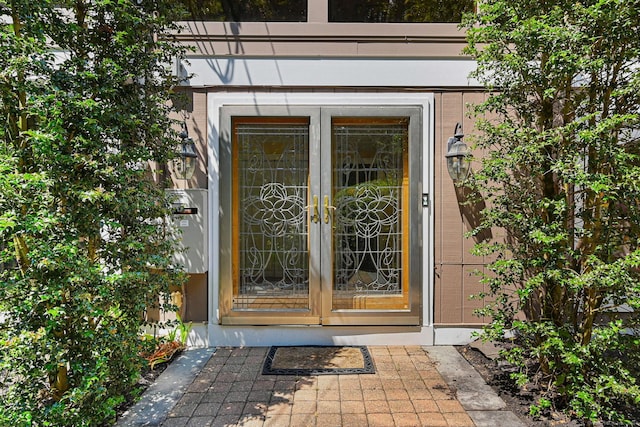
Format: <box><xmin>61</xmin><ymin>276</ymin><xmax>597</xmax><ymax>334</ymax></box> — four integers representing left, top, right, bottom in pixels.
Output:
<box><xmin>0</xmin><ymin>0</ymin><xmax>187</xmax><ymax>425</ymax></box>
<box><xmin>463</xmin><ymin>0</ymin><xmax>640</xmax><ymax>423</ymax></box>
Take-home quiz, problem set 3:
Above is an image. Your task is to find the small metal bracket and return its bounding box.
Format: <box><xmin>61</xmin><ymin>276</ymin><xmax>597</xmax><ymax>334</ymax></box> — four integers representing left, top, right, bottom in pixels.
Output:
<box><xmin>422</xmin><ymin>193</ymin><xmax>429</xmax><ymax>208</ymax></box>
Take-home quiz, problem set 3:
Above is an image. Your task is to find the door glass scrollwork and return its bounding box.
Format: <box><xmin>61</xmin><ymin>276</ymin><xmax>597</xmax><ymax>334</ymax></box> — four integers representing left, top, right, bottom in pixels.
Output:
<box><xmin>332</xmin><ymin>123</ymin><xmax>407</xmax><ymax>298</ymax></box>
<box><xmin>235</xmin><ymin>122</ymin><xmax>310</xmax><ymax>310</ymax></box>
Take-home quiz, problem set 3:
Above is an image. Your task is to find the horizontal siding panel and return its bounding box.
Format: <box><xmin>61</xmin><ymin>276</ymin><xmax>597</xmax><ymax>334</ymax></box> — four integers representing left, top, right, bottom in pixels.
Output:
<box><xmin>462</xmin><ymin>266</ymin><xmax>486</xmax><ymax>324</ymax></box>
<box><xmin>435</xmin><ymin>264</ymin><xmax>464</xmax><ymax>324</ymax></box>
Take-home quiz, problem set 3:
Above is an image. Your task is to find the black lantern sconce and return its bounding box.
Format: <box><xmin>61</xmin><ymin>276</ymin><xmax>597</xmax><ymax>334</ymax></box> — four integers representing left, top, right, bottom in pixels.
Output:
<box><xmin>176</xmin><ymin>122</ymin><xmax>197</xmax><ymax>180</ymax></box>
<box><xmin>444</xmin><ymin>122</ymin><xmax>471</xmax><ymax>182</ymax></box>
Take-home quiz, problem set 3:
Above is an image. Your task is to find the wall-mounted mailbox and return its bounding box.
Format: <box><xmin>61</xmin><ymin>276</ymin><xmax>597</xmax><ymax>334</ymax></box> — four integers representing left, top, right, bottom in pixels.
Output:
<box><xmin>167</xmin><ymin>189</ymin><xmax>208</xmax><ymax>274</ymax></box>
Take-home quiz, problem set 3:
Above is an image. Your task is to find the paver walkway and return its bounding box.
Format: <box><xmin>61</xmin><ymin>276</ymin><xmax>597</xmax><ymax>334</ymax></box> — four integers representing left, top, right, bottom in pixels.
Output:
<box><xmin>160</xmin><ymin>346</ymin><xmax>476</xmax><ymax>427</ymax></box>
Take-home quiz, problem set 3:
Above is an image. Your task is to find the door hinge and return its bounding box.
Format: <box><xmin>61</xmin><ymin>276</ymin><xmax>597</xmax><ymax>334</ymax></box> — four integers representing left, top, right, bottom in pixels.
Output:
<box><xmin>422</xmin><ymin>193</ymin><xmax>429</xmax><ymax>208</ymax></box>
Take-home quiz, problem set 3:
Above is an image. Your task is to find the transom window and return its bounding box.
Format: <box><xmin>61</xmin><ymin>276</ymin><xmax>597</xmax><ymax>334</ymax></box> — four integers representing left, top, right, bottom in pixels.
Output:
<box><xmin>329</xmin><ymin>0</ymin><xmax>475</xmax><ymax>23</ymax></box>
<box><xmin>178</xmin><ymin>0</ymin><xmax>473</xmax><ymax>23</ymax></box>
<box><xmin>179</xmin><ymin>0</ymin><xmax>307</xmax><ymax>22</ymax></box>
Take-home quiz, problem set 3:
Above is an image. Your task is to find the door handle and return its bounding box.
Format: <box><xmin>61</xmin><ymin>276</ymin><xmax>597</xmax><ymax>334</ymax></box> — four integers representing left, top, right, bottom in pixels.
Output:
<box><xmin>324</xmin><ymin>195</ymin><xmax>335</xmax><ymax>224</ymax></box>
<box><xmin>311</xmin><ymin>195</ymin><xmax>320</xmax><ymax>223</ymax></box>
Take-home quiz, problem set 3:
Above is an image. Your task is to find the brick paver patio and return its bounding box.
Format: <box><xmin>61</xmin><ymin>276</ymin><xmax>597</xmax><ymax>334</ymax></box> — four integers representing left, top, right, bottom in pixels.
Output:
<box><xmin>160</xmin><ymin>346</ymin><xmax>476</xmax><ymax>427</ymax></box>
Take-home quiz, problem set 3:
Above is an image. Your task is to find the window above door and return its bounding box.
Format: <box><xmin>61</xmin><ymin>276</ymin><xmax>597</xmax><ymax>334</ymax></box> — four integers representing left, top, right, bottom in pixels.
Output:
<box><xmin>178</xmin><ymin>0</ymin><xmax>474</xmax><ymax>23</ymax></box>
<box><xmin>328</xmin><ymin>0</ymin><xmax>475</xmax><ymax>23</ymax></box>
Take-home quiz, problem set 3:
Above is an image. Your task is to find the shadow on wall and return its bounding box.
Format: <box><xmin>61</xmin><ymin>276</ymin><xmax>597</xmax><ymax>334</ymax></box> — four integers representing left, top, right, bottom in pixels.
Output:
<box><xmin>454</xmin><ymin>180</ymin><xmax>492</xmax><ymax>244</ymax></box>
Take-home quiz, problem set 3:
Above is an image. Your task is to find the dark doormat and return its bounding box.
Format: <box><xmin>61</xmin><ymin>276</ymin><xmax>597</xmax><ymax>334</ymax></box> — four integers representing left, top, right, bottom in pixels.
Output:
<box><xmin>262</xmin><ymin>346</ymin><xmax>375</xmax><ymax>375</ymax></box>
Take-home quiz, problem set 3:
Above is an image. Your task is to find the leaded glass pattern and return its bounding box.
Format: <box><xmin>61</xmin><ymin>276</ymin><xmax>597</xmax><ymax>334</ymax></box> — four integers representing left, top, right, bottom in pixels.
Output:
<box><xmin>332</xmin><ymin>122</ymin><xmax>407</xmax><ymax>299</ymax></box>
<box><xmin>234</xmin><ymin>122</ymin><xmax>309</xmax><ymax>310</ymax></box>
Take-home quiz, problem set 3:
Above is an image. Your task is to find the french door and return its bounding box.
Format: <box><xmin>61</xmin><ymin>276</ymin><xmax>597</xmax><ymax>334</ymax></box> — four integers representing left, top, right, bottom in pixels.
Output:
<box><xmin>219</xmin><ymin>106</ymin><xmax>422</xmax><ymax>325</ymax></box>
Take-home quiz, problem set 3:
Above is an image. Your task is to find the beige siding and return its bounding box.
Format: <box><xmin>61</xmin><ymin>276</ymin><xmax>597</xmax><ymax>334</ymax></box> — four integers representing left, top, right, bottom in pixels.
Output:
<box><xmin>175</xmin><ymin>22</ymin><xmax>467</xmax><ymax>58</ymax></box>
<box><xmin>174</xmin><ymin>87</ymin><xmax>494</xmax><ymax>326</ymax></box>
<box><xmin>171</xmin><ymin>88</ymin><xmax>208</xmax><ymax>190</ymax></box>
<box><xmin>183</xmin><ymin>273</ymin><xmax>208</xmax><ymax>322</ymax></box>
<box><xmin>434</xmin><ymin>91</ymin><xmax>489</xmax><ymax>326</ymax></box>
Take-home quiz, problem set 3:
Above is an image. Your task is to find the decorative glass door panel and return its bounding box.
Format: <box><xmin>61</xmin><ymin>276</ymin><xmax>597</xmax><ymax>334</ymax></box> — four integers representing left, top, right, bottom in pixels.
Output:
<box><xmin>330</xmin><ymin>118</ymin><xmax>409</xmax><ymax>312</ymax></box>
<box><xmin>219</xmin><ymin>106</ymin><xmax>421</xmax><ymax>326</ymax></box>
<box><xmin>233</xmin><ymin>118</ymin><xmax>312</xmax><ymax>311</ymax></box>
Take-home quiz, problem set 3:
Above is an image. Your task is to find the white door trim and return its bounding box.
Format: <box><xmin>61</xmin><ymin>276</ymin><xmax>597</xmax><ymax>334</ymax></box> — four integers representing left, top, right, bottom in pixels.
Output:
<box><xmin>180</xmin><ymin>57</ymin><xmax>478</xmax><ymax>88</ymax></box>
<box><xmin>207</xmin><ymin>92</ymin><xmax>435</xmax><ymax>346</ymax></box>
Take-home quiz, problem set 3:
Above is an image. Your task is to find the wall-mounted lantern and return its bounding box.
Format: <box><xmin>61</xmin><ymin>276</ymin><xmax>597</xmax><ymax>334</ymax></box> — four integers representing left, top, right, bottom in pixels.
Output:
<box><xmin>444</xmin><ymin>122</ymin><xmax>471</xmax><ymax>182</ymax></box>
<box><xmin>176</xmin><ymin>122</ymin><xmax>197</xmax><ymax>180</ymax></box>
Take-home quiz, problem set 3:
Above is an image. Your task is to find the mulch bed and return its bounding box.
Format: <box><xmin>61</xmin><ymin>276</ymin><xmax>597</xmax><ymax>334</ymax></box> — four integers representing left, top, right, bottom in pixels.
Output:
<box><xmin>457</xmin><ymin>344</ymin><xmax>582</xmax><ymax>427</ymax></box>
<box><xmin>458</xmin><ymin>343</ymin><xmax>640</xmax><ymax>426</ymax></box>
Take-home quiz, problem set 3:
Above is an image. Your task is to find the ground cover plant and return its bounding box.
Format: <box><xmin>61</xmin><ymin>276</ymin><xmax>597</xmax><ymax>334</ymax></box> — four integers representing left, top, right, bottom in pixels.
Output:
<box><xmin>462</xmin><ymin>0</ymin><xmax>640</xmax><ymax>424</ymax></box>
<box><xmin>0</xmin><ymin>0</ymin><xmax>187</xmax><ymax>425</ymax></box>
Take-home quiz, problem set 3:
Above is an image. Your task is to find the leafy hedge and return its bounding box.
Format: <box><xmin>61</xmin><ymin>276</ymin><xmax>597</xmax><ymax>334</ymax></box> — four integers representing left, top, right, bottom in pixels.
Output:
<box><xmin>0</xmin><ymin>1</ymin><xmax>187</xmax><ymax>425</ymax></box>
<box><xmin>463</xmin><ymin>0</ymin><xmax>640</xmax><ymax>424</ymax></box>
